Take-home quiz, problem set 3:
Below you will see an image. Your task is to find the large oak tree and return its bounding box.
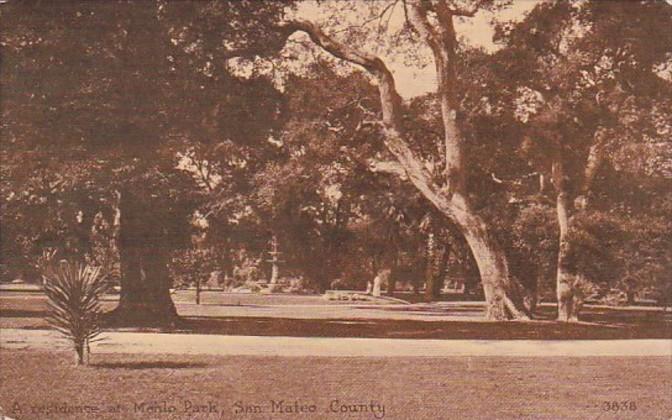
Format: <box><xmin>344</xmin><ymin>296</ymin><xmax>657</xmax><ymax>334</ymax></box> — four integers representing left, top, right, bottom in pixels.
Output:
<box><xmin>497</xmin><ymin>0</ymin><xmax>672</xmax><ymax>320</ymax></box>
<box><xmin>1</xmin><ymin>0</ymin><xmax>288</xmax><ymax>324</ymax></box>
<box><xmin>269</xmin><ymin>1</ymin><xmax>531</xmax><ymax>319</ymax></box>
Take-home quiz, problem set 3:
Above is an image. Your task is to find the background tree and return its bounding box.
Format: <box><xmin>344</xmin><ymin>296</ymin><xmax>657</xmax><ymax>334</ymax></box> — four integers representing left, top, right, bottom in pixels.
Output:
<box><xmin>1</xmin><ymin>0</ymin><xmax>289</xmax><ymax>324</ymax></box>
<box><xmin>252</xmin><ymin>0</ymin><xmax>534</xmax><ymax>319</ymax></box>
<box><xmin>494</xmin><ymin>0</ymin><xmax>672</xmax><ymax>319</ymax></box>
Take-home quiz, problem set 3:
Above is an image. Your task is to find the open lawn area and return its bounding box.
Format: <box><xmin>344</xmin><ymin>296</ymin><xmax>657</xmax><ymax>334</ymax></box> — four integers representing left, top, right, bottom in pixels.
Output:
<box><xmin>1</xmin><ymin>291</ymin><xmax>670</xmax><ymax>339</ymax></box>
<box><xmin>1</xmin><ymin>350</ymin><xmax>671</xmax><ymax>419</ymax></box>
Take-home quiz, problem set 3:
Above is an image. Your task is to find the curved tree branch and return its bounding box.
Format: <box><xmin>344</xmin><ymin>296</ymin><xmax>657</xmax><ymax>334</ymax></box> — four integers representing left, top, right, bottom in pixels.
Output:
<box><xmin>444</xmin><ymin>0</ymin><xmax>488</xmax><ymax>17</ymax></box>
<box><xmin>243</xmin><ymin>16</ymin><xmax>529</xmax><ymax>320</ymax></box>
<box><xmin>278</xmin><ymin>19</ymin><xmax>451</xmax><ymax>212</ymax></box>
<box><xmin>406</xmin><ymin>0</ymin><xmax>464</xmax><ymax>192</ymax></box>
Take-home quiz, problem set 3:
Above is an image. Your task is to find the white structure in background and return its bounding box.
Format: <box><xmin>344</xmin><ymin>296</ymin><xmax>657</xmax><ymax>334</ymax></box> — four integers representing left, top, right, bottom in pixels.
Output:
<box><xmin>267</xmin><ymin>235</ymin><xmax>283</xmax><ymax>284</ymax></box>
<box><xmin>371</xmin><ymin>269</ymin><xmax>391</xmax><ymax>297</ymax></box>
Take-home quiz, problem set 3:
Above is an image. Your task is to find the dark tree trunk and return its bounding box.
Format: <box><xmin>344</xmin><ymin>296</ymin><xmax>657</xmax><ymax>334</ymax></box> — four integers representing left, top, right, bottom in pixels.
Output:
<box><xmin>387</xmin><ymin>255</ymin><xmax>398</xmax><ymax>295</ymax></box>
<box><xmin>106</xmin><ymin>190</ymin><xmax>178</xmax><ymax>326</ymax></box>
<box><xmin>524</xmin><ymin>275</ymin><xmax>539</xmax><ymax>315</ymax></box>
<box><xmin>425</xmin><ymin>233</ymin><xmax>447</xmax><ymax>302</ymax></box>
<box><xmin>387</xmin><ymin>273</ymin><xmax>396</xmax><ymax>295</ymax></box>
<box><xmin>434</xmin><ymin>243</ymin><xmax>448</xmax><ymax>297</ymax></box>
<box><xmin>74</xmin><ymin>341</ymin><xmax>87</xmax><ymax>366</ymax></box>
<box><xmin>425</xmin><ymin>232</ymin><xmax>436</xmax><ymax>302</ymax></box>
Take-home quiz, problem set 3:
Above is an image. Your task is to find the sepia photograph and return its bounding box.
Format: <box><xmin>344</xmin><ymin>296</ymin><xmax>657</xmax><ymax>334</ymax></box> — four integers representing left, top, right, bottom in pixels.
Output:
<box><xmin>1</xmin><ymin>0</ymin><xmax>671</xmax><ymax>418</ymax></box>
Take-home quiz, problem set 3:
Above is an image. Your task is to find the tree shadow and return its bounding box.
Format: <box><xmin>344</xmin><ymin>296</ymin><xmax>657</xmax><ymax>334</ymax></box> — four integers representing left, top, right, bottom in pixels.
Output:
<box><xmin>0</xmin><ymin>309</ymin><xmax>47</xmax><ymax>318</ymax></box>
<box><xmin>93</xmin><ymin>361</ymin><xmax>207</xmax><ymax>369</ymax></box>
<box><xmin>191</xmin><ymin>303</ymin><xmax>263</xmax><ymax>308</ymax></box>
<box><xmin>534</xmin><ymin>304</ymin><xmax>672</xmax><ymax>325</ymax></box>
<box><xmin>172</xmin><ymin>314</ymin><xmax>671</xmax><ymax>339</ymax></box>
<box><xmin>374</xmin><ymin>305</ymin><xmax>481</xmax><ymax>314</ymax></box>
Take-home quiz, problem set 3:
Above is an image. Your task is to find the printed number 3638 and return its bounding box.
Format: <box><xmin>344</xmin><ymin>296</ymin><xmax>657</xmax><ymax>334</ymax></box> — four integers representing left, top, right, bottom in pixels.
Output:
<box><xmin>603</xmin><ymin>401</ymin><xmax>637</xmax><ymax>411</ymax></box>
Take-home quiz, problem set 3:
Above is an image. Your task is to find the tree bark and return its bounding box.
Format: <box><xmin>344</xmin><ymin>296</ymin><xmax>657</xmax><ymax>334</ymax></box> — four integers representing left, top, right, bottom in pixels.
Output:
<box><xmin>278</xmin><ymin>16</ymin><xmax>530</xmax><ymax>320</ymax></box>
<box><xmin>387</xmin><ymin>255</ymin><xmax>398</xmax><ymax>295</ymax></box>
<box><xmin>106</xmin><ymin>190</ymin><xmax>178</xmax><ymax>326</ymax></box>
<box><xmin>555</xmin><ymin>188</ymin><xmax>577</xmax><ymax>321</ymax></box>
<box><xmin>434</xmin><ymin>241</ymin><xmax>449</xmax><ymax>297</ymax></box>
<box><xmin>525</xmin><ymin>280</ymin><xmax>539</xmax><ymax>315</ymax></box>
<box><xmin>553</xmin><ymin>159</ymin><xmax>582</xmax><ymax>322</ymax></box>
<box><xmin>74</xmin><ymin>342</ymin><xmax>85</xmax><ymax>366</ymax></box>
<box><xmin>458</xmin><ymin>205</ymin><xmax>528</xmax><ymax>320</ymax></box>
<box><xmin>425</xmin><ymin>232</ymin><xmax>437</xmax><ymax>302</ymax></box>
<box><xmin>424</xmin><ymin>232</ymin><xmax>447</xmax><ymax>302</ymax></box>
<box><xmin>552</xmin><ymin>128</ymin><xmax>607</xmax><ymax>321</ymax></box>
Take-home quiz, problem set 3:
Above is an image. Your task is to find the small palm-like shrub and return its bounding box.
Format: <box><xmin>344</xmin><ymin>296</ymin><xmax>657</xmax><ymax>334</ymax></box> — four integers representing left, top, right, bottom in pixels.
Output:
<box><xmin>40</xmin><ymin>259</ymin><xmax>108</xmax><ymax>366</ymax></box>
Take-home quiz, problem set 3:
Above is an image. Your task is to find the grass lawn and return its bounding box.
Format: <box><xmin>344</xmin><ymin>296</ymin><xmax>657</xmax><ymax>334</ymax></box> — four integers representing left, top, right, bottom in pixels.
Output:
<box><xmin>0</xmin><ymin>299</ymin><xmax>672</xmax><ymax>340</ymax></box>
<box><xmin>2</xmin><ymin>292</ymin><xmax>671</xmax><ymax>339</ymax></box>
<box><xmin>1</xmin><ymin>350</ymin><xmax>670</xmax><ymax>419</ymax></box>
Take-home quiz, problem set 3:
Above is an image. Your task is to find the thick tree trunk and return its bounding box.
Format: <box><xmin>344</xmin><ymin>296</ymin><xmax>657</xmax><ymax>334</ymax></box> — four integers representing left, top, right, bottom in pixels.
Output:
<box><xmin>106</xmin><ymin>190</ymin><xmax>178</xmax><ymax>326</ymax></box>
<box><xmin>553</xmin><ymin>159</ymin><xmax>582</xmax><ymax>322</ymax></box>
<box><xmin>457</xmin><ymin>203</ymin><xmax>528</xmax><ymax>320</ymax></box>
<box><xmin>553</xmin><ymin>128</ymin><xmax>607</xmax><ymax>321</ymax></box>
<box><xmin>555</xmin><ymin>190</ymin><xmax>578</xmax><ymax>322</ymax></box>
<box><xmin>280</xmin><ymin>16</ymin><xmax>530</xmax><ymax>319</ymax></box>
<box><xmin>407</xmin><ymin>3</ymin><xmax>529</xmax><ymax>319</ymax></box>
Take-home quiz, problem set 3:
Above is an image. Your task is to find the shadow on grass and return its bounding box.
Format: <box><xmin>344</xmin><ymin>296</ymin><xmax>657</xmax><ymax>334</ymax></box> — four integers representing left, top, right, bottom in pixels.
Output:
<box><xmin>93</xmin><ymin>361</ymin><xmax>207</xmax><ymax>369</ymax></box>
<box><xmin>168</xmin><ymin>314</ymin><xmax>670</xmax><ymax>340</ymax></box>
<box><xmin>182</xmin><ymin>303</ymin><xmax>263</xmax><ymax>308</ymax></box>
<box><xmin>0</xmin><ymin>309</ymin><xmax>48</xmax><ymax>318</ymax></box>
<box><xmin>534</xmin><ymin>304</ymin><xmax>672</xmax><ymax>324</ymax></box>
<box><xmin>373</xmin><ymin>305</ymin><xmax>481</xmax><ymax>315</ymax></box>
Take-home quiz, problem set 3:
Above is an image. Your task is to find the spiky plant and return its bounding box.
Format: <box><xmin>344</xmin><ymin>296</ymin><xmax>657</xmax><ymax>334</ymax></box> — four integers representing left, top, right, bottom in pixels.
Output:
<box><xmin>40</xmin><ymin>259</ymin><xmax>109</xmax><ymax>366</ymax></box>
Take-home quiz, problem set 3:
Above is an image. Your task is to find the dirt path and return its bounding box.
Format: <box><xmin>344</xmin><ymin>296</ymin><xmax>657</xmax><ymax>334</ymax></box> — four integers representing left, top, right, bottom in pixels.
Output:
<box><xmin>2</xmin><ymin>329</ymin><xmax>670</xmax><ymax>357</ymax></box>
